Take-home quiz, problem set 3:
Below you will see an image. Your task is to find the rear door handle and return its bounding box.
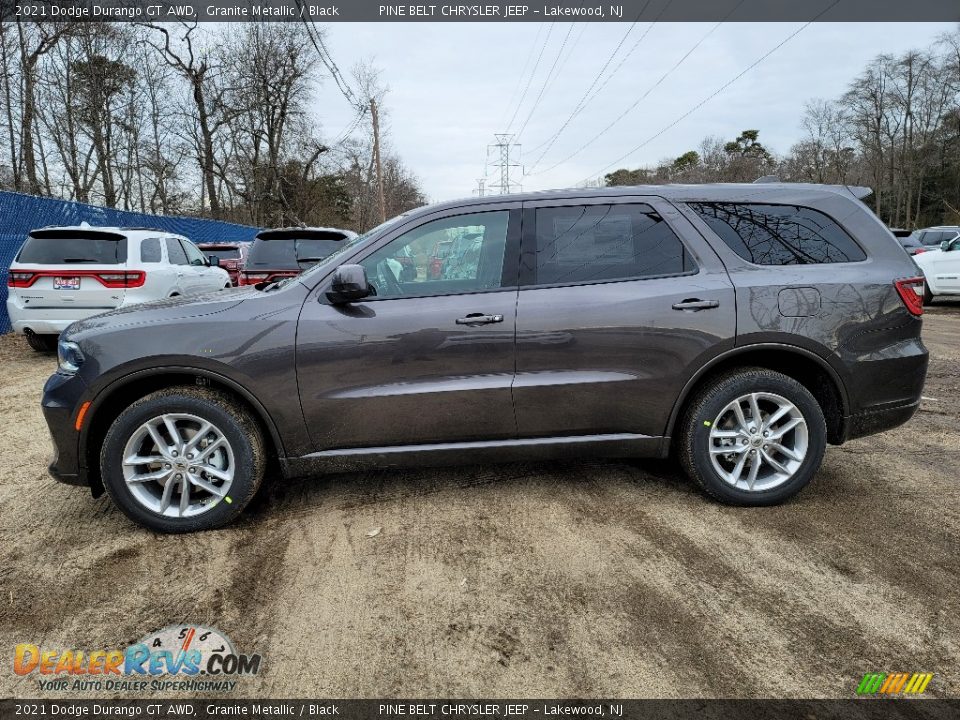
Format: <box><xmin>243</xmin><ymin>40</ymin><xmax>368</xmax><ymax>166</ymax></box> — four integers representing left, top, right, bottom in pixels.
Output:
<box><xmin>456</xmin><ymin>313</ymin><xmax>504</xmax><ymax>325</ymax></box>
<box><xmin>672</xmin><ymin>299</ymin><xmax>719</xmax><ymax>311</ymax></box>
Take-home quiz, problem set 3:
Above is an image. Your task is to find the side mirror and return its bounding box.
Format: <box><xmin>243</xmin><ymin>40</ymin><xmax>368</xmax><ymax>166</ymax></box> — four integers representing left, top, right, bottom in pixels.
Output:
<box><xmin>327</xmin><ymin>264</ymin><xmax>372</xmax><ymax>304</ymax></box>
<box><xmin>941</xmin><ymin>241</ymin><xmax>952</xmax><ymax>252</ymax></box>
<box><xmin>208</xmin><ymin>255</ymin><xmax>221</xmax><ymax>267</ymax></box>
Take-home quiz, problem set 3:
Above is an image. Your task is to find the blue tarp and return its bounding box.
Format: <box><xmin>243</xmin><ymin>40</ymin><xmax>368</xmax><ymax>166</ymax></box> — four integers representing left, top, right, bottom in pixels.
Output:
<box><xmin>0</xmin><ymin>191</ymin><xmax>259</xmax><ymax>334</ymax></box>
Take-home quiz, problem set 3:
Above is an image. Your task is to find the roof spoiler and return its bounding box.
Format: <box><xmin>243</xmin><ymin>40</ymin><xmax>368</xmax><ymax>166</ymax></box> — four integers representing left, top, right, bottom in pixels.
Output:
<box><xmin>845</xmin><ymin>185</ymin><xmax>873</xmax><ymax>200</ymax></box>
<box><xmin>29</xmin><ymin>228</ymin><xmax>125</xmax><ymax>241</ymax></box>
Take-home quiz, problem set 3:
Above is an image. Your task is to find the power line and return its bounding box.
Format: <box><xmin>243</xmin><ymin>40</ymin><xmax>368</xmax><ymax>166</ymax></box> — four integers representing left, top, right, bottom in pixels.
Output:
<box><xmin>294</xmin><ymin>1</ymin><xmax>362</xmax><ymax>110</ymax></box>
<box><xmin>529</xmin><ymin>19</ymin><xmax>726</xmax><ymax>176</ymax></box>
<box><xmin>529</xmin><ymin>0</ymin><xmax>747</xmax><ymax>177</ymax></box>
<box><xmin>504</xmin><ymin>23</ymin><xmax>555</xmax><ymax>134</ymax></box>
<box><xmin>523</xmin><ymin>0</ymin><xmax>656</xmax><ymax>158</ymax></box>
<box><xmin>498</xmin><ymin>23</ymin><xmax>548</xmax><ymax>131</ymax></box>
<box><xmin>329</xmin><ymin>107</ymin><xmax>368</xmax><ymax>146</ymax></box>
<box><xmin>514</xmin><ymin>24</ymin><xmax>580</xmax><ymax>141</ymax></box>
<box><xmin>580</xmin><ymin>7</ymin><xmax>838</xmax><ymax>185</ymax></box>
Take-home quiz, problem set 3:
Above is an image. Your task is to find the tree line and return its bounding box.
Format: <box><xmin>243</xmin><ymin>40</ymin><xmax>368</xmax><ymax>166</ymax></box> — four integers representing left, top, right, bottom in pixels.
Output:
<box><xmin>606</xmin><ymin>29</ymin><xmax>960</xmax><ymax>229</ymax></box>
<box><xmin>0</xmin><ymin>21</ymin><xmax>426</xmax><ymax>231</ymax></box>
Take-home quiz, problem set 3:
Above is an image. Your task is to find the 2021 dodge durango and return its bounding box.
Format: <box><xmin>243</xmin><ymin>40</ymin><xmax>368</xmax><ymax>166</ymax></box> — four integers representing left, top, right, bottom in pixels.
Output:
<box><xmin>42</xmin><ymin>184</ymin><xmax>929</xmax><ymax>532</ymax></box>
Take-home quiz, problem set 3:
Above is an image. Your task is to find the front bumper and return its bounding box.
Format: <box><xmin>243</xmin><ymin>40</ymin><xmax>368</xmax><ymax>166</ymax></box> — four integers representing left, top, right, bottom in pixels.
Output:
<box><xmin>42</xmin><ymin>371</ymin><xmax>89</xmax><ymax>487</ymax></box>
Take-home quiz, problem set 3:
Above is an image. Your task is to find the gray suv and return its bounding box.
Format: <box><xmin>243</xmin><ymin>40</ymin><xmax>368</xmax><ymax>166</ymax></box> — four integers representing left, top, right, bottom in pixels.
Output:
<box><xmin>42</xmin><ymin>184</ymin><xmax>929</xmax><ymax>532</ymax></box>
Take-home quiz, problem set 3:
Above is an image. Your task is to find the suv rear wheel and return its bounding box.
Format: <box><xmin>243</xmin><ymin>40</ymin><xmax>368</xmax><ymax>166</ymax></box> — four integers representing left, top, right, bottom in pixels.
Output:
<box><xmin>101</xmin><ymin>386</ymin><xmax>265</xmax><ymax>532</ymax></box>
<box><xmin>678</xmin><ymin>368</ymin><xmax>827</xmax><ymax>505</ymax></box>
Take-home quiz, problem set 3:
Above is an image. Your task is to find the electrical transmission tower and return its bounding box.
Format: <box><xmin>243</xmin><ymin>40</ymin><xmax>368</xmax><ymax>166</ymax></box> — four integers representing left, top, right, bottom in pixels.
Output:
<box><xmin>487</xmin><ymin>134</ymin><xmax>522</xmax><ymax>195</ymax></box>
<box><xmin>474</xmin><ymin>178</ymin><xmax>487</xmax><ymax>197</ymax></box>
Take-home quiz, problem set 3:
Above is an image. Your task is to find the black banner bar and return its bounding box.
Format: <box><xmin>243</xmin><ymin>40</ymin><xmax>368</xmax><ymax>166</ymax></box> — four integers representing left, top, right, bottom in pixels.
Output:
<box><xmin>2</xmin><ymin>0</ymin><xmax>960</xmax><ymax>23</ymax></box>
<box><xmin>3</xmin><ymin>700</ymin><xmax>960</xmax><ymax>720</ymax></box>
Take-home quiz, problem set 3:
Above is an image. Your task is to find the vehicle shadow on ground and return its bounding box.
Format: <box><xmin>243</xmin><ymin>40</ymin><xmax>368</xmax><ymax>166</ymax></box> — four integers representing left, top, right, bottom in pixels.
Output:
<box><xmin>241</xmin><ymin>457</ymin><xmax>696</xmax><ymax>525</ymax></box>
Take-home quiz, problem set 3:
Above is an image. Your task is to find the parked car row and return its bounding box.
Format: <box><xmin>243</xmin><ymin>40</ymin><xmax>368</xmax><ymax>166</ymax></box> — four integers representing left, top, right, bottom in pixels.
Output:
<box><xmin>6</xmin><ymin>223</ymin><xmax>358</xmax><ymax>351</ymax></box>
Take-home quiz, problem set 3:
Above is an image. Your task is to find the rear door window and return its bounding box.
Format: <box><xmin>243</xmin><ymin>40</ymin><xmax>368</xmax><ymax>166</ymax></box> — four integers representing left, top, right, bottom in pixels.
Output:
<box><xmin>689</xmin><ymin>203</ymin><xmax>866</xmax><ymax>265</ymax></box>
<box><xmin>17</xmin><ymin>230</ymin><xmax>127</xmax><ymax>265</ymax></box>
<box><xmin>531</xmin><ymin>203</ymin><xmax>694</xmax><ymax>285</ymax></box>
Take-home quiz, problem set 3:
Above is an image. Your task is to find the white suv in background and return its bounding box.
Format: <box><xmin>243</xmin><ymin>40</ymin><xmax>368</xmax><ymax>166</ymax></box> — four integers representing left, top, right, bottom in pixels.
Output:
<box><xmin>6</xmin><ymin>225</ymin><xmax>232</xmax><ymax>351</ymax></box>
<box><xmin>913</xmin><ymin>229</ymin><xmax>960</xmax><ymax>304</ymax></box>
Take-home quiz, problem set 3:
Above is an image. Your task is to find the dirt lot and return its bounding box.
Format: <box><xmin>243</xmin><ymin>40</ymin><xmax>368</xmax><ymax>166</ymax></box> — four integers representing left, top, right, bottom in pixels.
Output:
<box><xmin>1</xmin><ymin>306</ymin><xmax>958</xmax><ymax>700</ymax></box>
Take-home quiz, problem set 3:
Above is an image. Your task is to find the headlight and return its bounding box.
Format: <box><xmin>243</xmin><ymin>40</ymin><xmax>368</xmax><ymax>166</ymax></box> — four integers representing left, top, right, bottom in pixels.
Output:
<box><xmin>57</xmin><ymin>340</ymin><xmax>85</xmax><ymax>373</ymax></box>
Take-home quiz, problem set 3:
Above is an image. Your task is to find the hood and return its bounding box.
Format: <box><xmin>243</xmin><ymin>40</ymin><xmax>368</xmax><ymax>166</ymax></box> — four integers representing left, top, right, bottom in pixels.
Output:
<box><xmin>65</xmin><ymin>286</ymin><xmax>261</xmax><ymax>336</ymax></box>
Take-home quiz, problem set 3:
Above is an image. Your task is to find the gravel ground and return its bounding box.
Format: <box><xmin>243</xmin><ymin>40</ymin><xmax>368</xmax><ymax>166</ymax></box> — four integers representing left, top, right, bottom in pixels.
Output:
<box><xmin>1</xmin><ymin>305</ymin><xmax>958</xmax><ymax>699</ymax></box>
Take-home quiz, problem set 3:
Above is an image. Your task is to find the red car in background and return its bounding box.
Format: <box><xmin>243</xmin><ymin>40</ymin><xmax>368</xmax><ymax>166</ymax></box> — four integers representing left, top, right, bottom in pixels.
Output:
<box><xmin>237</xmin><ymin>227</ymin><xmax>357</xmax><ymax>286</ymax></box>
<box><xmin>427</xmin><ymin>239</ymin><xmax>453</xmax><ymax>280</ymax></box>
<box><xmin>197</xmin><ymin>242</ymin><xmax>248</xmax><ymax>286</ymax></box>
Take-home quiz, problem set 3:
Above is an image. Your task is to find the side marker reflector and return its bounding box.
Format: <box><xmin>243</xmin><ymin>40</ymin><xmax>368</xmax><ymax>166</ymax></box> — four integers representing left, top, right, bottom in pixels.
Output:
<box><xmin>75</xmin><ymin>401</ymin><xmax>91</xmax><ymax>431</ymax></box>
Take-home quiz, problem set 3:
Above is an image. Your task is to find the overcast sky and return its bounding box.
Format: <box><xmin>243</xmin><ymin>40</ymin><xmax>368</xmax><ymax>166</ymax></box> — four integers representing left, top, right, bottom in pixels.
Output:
<box><xmin>319</xmin><ymin>22</ymin><xmax>956</xmax><ymax>202</ymax></box>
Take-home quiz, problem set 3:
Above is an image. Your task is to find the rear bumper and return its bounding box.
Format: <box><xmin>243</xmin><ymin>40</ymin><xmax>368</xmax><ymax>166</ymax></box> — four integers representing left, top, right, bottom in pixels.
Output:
<box><xmin>41</xmin><ymin>371</ymin><xmax>89</xmax><ymax>488</ymax></box>
<box><xmin>7</xmin><ymin>298</ymin><xmax>107</xmax><ymax>335</ymax></box>
<box><xmin>842</xmin><ymin>399</ymin><xmax>921</xmax><ymax>442</ymax></box>
<box><xmin>834</xmin><ymin>328</ymin><xmax>928</xmax><ymax>442</ymax></box>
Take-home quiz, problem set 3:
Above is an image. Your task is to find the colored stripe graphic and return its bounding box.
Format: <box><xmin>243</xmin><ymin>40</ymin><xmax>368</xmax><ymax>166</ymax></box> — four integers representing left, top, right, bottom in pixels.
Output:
<box><xmin>857</xmin><ymin>672</ymin><xmax>933</xmax><ymax>694</ymax></box>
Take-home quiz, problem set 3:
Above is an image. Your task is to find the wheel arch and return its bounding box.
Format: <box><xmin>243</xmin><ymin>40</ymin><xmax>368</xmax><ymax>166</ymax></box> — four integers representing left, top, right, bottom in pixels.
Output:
<box><xmin>666</xmin><ymin>343</ymin><xmax>849</xmax><ymax>446</ymax></box>
<box><xmin>81</xmin><ymin>366</ymin><xmax>285</xmax><ymax>497</ymax></box>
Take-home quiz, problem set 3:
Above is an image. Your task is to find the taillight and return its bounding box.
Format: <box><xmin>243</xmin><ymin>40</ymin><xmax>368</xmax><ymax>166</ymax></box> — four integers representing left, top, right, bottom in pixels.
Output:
<box><xmin>240</xmin><ymin>272</ymin><xmax>269</xmax><ymax>285</ymax></box>
<box><xmin>95</xmin><ymin>271</ymin><xmax>145</xmax><ymax>288</ymax></box>
<box><xmin>914</xmin><ymin>248</ymin><xmax>928</xmax><ymax>254</ymax></box>
<box><xmin>894</xmin><ymin>277</ymin><xmax>924</xmax><ymax>317</ymax></box>
<box><xmin>8</xmin><ymin>272</ymin><xmax>37</xmax><ymax>288</ymax></box>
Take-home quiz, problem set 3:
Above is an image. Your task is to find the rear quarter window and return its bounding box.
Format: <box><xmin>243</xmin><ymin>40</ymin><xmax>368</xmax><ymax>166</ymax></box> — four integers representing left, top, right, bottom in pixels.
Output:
<box><xmin>688</xmin><ymin>202</ymin><xmax>866</xmax><ymax>265</ymax></box>
<box><xmin>140</xmin><ymin>238</ymin><xmax>162</xmax><ymax>263</ymax></box>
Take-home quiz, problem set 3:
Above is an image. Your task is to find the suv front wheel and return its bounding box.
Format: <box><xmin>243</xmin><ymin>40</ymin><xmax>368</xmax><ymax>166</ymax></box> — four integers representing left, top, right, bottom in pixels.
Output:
<box><xmin>101</xmin><ymin>386</ymin><xmax>265</xmax><ymax>532</ymax></box>
<box><xmin>678</xmin><ymin>368</ymin><xmax>827</xmax><ymax>505</ymax></box>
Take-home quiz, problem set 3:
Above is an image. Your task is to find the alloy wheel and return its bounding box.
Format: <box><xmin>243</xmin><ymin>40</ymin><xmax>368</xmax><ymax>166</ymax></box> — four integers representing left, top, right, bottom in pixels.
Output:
<box><xmin>121</xmin><ymin>413</ymin><xmax>235</xmax><ymax>518</ymax></box>
<box><xmin>708</xmin><ymin>392</ymin><xmax>809</xmax><ymax>492</ymax></box>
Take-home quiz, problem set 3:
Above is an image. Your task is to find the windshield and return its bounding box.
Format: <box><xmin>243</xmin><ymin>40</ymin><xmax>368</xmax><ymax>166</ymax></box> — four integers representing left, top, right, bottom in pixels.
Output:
<box><xmin>295</xmin><ymin>214</ymin><xmax>412</xmax><ymax>285</ymax></box>
<box><xmin>17</xmin><ymin>232</ymin><xmax>127</xmax><ymax>264</ymax></box>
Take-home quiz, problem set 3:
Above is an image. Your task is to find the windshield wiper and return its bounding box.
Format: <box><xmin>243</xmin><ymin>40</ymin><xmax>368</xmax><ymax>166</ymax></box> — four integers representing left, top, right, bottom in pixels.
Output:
<box><xmin>62</xmin><ymin>258</ymin><xmax>101</xmax><ymax>263</ymax></box>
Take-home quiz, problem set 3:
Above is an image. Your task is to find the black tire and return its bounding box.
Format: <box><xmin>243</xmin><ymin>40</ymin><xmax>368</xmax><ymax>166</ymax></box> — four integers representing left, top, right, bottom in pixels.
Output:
<box><xmin>678</xmin><ymin>368</ymin><xmax>827</xmax><ymax>506</ymax></box>
<box><xmin>922</xmin><ymin>282</ymin><xmax>934</xmax><ymax>306</ymax></box>
<box><xmin>25</xmin><ymin>332</ymin><xmax>58</xmax><ymax>352</ymax></box>
<box><xmin>100</xmin><ymin>386</ymin><xmax>265</xmax><ymax>533</ymax></box>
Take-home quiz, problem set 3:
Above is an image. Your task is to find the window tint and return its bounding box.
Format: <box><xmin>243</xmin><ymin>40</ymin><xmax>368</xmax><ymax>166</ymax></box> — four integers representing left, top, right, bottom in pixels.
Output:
<box><xmin>247</xmin><ymin>238</ymin><xmax>347</xmax><ymax>267</ymax></box>
<box><xmin>165</xmin><ymin>237</ymin><xmax>188</xmax><ymax>265</ymax></box>
<box><xmin>689</xmin><ymin>203</ymin><xmax>866</xmax><ymax>265</ymax></box>
<box><xmin>18</xmin><ymin>232</ymin><xmax>127</xmax><ymax>265</ymax></box>
<box><xmin>140</xmin><ymin>238</ymin><xmax>162</xmax><ymax>263</ymax></box>
<box><xmin>181</xmin><ymin>240</ymin><xmax>207</xmax><ymax>266</ymax></box>
<box><xmin>532</xmin><ymin>203</ymin><xmax>693</xmax><ymax>285</ymax></box>
<box><xmin>359</xmin><ymin>211</ymin><xmax>510</xmax><ymax>300</ymax></box>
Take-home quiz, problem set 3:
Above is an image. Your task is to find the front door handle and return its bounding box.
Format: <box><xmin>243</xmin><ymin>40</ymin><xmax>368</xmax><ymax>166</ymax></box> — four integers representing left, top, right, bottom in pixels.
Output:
<box><xmin>456</xmin><ymin>313</ymin><xmax>504</xmax><ymax>325</ymax></box>
<box><xmin>672</xmin><ymin>299</ymin><xmax>719</xmax><ymax>311</ymax></box>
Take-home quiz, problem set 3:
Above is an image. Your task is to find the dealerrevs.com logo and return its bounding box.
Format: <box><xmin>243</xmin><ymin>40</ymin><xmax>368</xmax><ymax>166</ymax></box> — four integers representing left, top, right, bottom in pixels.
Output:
<box><xmin>14</xmin><ymin>625</ymin><xmax>262</xmax><ymax>693</ymax></box>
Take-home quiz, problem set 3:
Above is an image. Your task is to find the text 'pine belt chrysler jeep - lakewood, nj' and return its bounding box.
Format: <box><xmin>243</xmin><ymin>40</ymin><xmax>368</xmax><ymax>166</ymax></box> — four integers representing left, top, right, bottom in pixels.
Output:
<box><xmin>40</xmin><ymin>183</ymin><xmax>928</xmax><ymax>532</ymax></box>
